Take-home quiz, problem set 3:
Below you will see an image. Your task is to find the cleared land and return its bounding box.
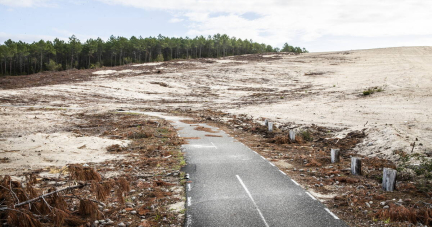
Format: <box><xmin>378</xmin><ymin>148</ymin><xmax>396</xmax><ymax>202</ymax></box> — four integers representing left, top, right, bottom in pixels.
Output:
<box><xmin>1</xmin><ymin>47</ymin><xmax>431</xmax><ymax>226</ymax></box>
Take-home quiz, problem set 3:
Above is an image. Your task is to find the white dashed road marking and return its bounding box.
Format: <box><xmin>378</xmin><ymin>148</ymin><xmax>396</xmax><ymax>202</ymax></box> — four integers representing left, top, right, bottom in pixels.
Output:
<box><xmin>187</xmin><ymin>197</ymin><xmax>192</xmax><ymax>206</ymax></box>
<box><xmin>236</xmin><ymin>175</ymin><xmax>270</xmax><ymax>227</ymax></box>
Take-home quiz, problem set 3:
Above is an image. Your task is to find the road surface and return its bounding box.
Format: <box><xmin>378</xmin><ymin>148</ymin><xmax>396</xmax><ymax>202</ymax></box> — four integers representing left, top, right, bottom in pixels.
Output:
<box><xmin>144</xmin><ymin>112</ymin><xmax>348</xmax><ymax>227</ymax></box>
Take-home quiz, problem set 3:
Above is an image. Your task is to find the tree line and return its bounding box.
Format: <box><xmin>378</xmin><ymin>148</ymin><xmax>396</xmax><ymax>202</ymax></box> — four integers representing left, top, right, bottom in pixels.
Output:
<box><xmin>0</xmin><ymin>34</ymin><xmax>308</xmax><ymax>76</ymax></box>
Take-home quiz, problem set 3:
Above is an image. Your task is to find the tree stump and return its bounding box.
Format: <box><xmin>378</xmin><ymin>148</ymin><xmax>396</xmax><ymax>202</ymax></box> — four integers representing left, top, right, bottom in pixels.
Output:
<box><xmin>289</xmin><ymin>130</ymin><xmax>296</xmax><ymax>141</ymax></box>
<box><xmin>268</xmin><ymin>122</ymin><xmax>273</xmax><ymax>132</ymax></box>
<box><xmin>351</xmin><ymin>157</ymin><xmax>361</xmax><ymax>175</ymax></box>
<box><xmin>331</xmin><ymin>149</ymin><xmax>340</xmax><ymax>163</ymax></box>
<box><xmin>382</xmin><ymin>168</ymin><xmax>397</xmax><ymax>192</ymax></box>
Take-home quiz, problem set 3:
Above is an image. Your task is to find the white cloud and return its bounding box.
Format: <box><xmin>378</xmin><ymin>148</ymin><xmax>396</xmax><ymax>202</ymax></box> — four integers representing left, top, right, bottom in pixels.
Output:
<box><xmin>96</xmin><ymin>0</ymin><xmax>432</xmax><ymax>50</ymax></box>
<box><xmin>0</xmin><ymin>0</ymin><xmax>54</xmax><ymax>7</ymax></box>
<box><xmin>169</xmin><ymin>18</ymin><xmax>184</xmax><ymax>23</ymax></box>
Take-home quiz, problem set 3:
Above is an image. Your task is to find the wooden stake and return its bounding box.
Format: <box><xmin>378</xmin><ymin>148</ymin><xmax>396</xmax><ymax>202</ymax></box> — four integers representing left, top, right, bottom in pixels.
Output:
<box><xmin>331</xmin><ymin>149</ymin><xmax>340</xmax><ymax>163</ymax></box>
<box><xmin>264</xmin><ymin>119</ymin><xmax>268</xmax><ymax>127</ymax></box>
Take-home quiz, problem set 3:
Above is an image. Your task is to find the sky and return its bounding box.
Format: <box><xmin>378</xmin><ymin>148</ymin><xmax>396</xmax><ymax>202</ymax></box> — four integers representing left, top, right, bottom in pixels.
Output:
<box><xmin>0</xmin><ymin>0</ymin><xmax>431</xmax><ymax>52</ymax></box>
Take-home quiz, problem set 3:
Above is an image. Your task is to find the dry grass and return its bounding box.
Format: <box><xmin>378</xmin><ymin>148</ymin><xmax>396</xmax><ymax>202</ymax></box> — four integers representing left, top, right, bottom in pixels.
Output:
<box><xmin>194</xmin><ymin>126</ymin><xmax>218</xmax><ymax>133</ymax></box>
<box><xmin>78</xmin><ymin>199</ymin><xmax>101</xmax><ymax>220</ymax></box>
<box><xmin>68</xmin><ymin>164</ymin><xmax>102</xmax><ymax>181</ymax></box>
<box><xmin>91</xmin><ymin>181</ymin><xmax>114</xmax><ymax>201</ymax></box>
<box><xmin>205</xmin><ymin>134</ymin><xmax>222</xmax><ymax>137</ymax></box>
<box><xmin>7</xmin><ymin>210</ymin><xmax>42</xmax><ymax>227</ymax></box>
<box><xmin>106</xmin><ymin>144</ymin><xmax>122</xmax><ymax>152</ymax></box>
<box><xmin>180</xmin><ymin>120</ymin><xmax>198</xmax><ymax>124</ymax></box>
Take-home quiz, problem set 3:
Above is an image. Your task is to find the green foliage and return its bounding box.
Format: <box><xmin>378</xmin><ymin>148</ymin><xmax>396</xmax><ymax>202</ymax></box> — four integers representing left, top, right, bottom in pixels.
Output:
<box><xmin>45</xmin><ymin>59</ymin><xmax>62</xmax><ymax>71</ymax></box>
<box><xmin>0</xmin><ymin>34</ymin><xmax>307</xmax><ymax>76</ymax></box>
<box><xmin>299</xmin><ymin>130</ymin><xmax>313</xmax><ymax>142</ymax></box>
<box><xmin>123</xmin><ymin>57</ymin><xmax>132</xmax><ymax>64</ymax></box>
<box><xmin>155</xmin><ymin>54</ymin><xmax>164</xmax><ymax>62</ymax></box>
<box><xmin>396</xmin><ymin>151</ymin><xmax>432</xmax><ymax>179</ymax></box>
<box><xmin>363</xmin><ymin>86</ymin><xmax>385</xmax><ymax>96</ymax></box>
<box><xmin>89</xmin><ymin>62</ymin><xmax>102</xmax><ymax>69</ymax></box>
<box><xmin>281</xmin><ymin>43</ymin><xmax>308</xmax><ymax>54</ymax></box>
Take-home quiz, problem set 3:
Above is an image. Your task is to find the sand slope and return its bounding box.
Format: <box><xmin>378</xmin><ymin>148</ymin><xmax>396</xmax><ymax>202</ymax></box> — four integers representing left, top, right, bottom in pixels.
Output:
<box><xmin>1</xmin><ymin>46</ymin><xmax>431</xmax><ymax>171</ymax></box>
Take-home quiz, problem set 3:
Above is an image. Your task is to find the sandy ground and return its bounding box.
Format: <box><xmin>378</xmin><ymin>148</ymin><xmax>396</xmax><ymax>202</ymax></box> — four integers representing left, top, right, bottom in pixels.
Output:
<box><xmin>1</xmin><ymin>46</ymin><xmax>431</xmax><ymax>176</ymax></box>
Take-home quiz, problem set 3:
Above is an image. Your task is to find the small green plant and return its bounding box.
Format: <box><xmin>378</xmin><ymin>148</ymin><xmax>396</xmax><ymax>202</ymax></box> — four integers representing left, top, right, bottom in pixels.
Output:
<box><xmin>384</xmin><ymin>218</ymin><xmax>391</xmax><ymax>224</ymax></box>
<box><xmin>155</xmin><ymin>54</ymin><xmax>164</xmax><ymax>62</ymax></box>
<box><xmin>363</xmin><ymin>86</ymin><xmax>385</xmax><ymax>96</ymax></box>
<box><xmin>45</xmin><ymin>60</ymin><xmax>62</xmax><ymax>71</ymax></box>
<box><xmin>299</xmin><ymin>130</ymin><xmax>313</xmax><ymax>142</ymax></box>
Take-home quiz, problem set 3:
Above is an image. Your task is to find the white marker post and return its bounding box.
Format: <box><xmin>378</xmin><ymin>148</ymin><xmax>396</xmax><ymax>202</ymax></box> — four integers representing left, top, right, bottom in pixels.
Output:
<box><xmin>289</xmin><ymin>130</ymin><xmax>296</xmax><ymax>141</ymax></box>
<box><xmin>351</xmin><ymin>157</ymin><xmax>362</xmax><ymax>175</ymax></box>
<box><xmin>331</xmin><ymin>149</ymin><xmax>340</xmax><ymax>163</ymax></box>
<box><xmin>268</xmin><ymin>122</ymin><xmax>273</xmax><ymax>132</ymax></box>
<box><xmin>382</xmin><ymin>168</ymin><xmax>397</xmax><ymax>192</ymax></box>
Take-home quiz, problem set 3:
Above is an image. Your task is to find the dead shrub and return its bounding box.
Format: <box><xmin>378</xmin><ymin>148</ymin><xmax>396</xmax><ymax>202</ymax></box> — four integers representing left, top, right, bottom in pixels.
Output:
<box><xmin>305</xmin><ymin>159</ymin><xmax>322</xmax><ymax>167</ymax></box>
<box><xmin>334</xmin><ymin>177</ymin><xmax>359</xmax><ymax>184</ymax></box>
<box><xmin>274</xmin><ymin>135</ymin><xmax>290</xmax><ymax>144</ymax></box>
<box><xmin>115</xmin><ymin>177</ymin><xmax>130</xmax><ymax>204</ymax></box>
<box><xmin>376</xmin><ymin>203</ymin><xmax>417</xmax><ymax>224</ymax></box>
<box><xmin>7</xmin><ymin>209</ymin><xmax>42</xmax><ymax>227</ymax></box>
<box><xmin>417</xmin><ymin>208</ymin><xmax>432</xmax><ymax>226</ymax></box>
<box><xmin>91</xmin><ymin>181</ymin><xmax>113</xmax><ymax>201</ymax></box>
<box><xmin>106</xmin><ymin>144</ymin><xmax>122</xmax><ymax>152</ymax></box>
<box><xmin>68</xmin><ymin>164</ymin><xmax>102</xmax><ymax>181</ymax></box>
<box><xmin>153</xmin><ymin>180</ymin><xmax>175</xmax><ymax>187</ymax></box>
<box><xmin>78</xmin><ymin>199</ymin><xmax>101</xmax><ymax>220</ymax></box>
<box><xmin>205</xmin><ymin>134</ymin><xmax>222</xmax><ymax>137</ymax></box>
<box><xmin>193</xmin><ymin>126</ymin><xmax>218</xmax><ymax>133</ymax></box>
<box><xmin>127</xmin><ymin>130</ymin><xmax>153</xmax><ymax>139</ymax></box>
<box><xmin>46</xmin><ymin>188</ymin><xmax>68</xmax><ymax>211</ymax></box>
<box><xmin>49</xmin><ymin>208</ymin><xmax>70</xmax><ymax>226</ymax></box>
<box><xmin>117</xmin><ymin>177</ymin><xmax>130</xmax><ymax>193</ymax></box>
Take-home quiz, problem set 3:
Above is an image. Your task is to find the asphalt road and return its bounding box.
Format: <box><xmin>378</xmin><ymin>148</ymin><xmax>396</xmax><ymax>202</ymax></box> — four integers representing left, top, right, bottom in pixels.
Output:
<box><xmin>144</xmin><ymin>112</ymin><xmax>348</xmax><ymax>227</ymax></box>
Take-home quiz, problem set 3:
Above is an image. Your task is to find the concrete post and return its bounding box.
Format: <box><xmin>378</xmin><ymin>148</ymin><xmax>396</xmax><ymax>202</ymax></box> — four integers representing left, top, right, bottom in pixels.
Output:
<box><xmin>351</xmin><ymin>157</ymin><xmax>362</xmax><ymax>175</ymax></box>
<box><xmin>289</xmin><ymin>130</ymin><xmax>296</xmax><ymax>141</ymax></box>
<box><xmin>268</xmin><ymin>122</ymin><xmax>273</xmax><ymax>132</ymax></box>
<box><xmin>382</xmin><ymin>168</ymin><xmax>397</xmax><ymax>192</ymax></box>
<box><xmin>331</xmin><ymin>149</ymin><xmax>340</xmax><ymax>163</ymax></box>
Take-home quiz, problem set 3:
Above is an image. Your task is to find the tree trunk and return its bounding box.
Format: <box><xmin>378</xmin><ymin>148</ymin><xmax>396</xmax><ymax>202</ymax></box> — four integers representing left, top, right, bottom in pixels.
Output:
<box><xmin>71</xmin><ymin>53</ymin><xmax>74</xmax><ymax>70</ymax></box>
<box><xmin>40</xmin><ymin>52</ymin><xmax>43</xmax><ymax>72</ymax></box>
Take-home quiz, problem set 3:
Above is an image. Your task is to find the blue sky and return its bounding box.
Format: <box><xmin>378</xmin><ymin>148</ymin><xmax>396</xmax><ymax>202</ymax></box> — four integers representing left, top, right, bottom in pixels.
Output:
<box><xmin>1</xmin><ymin>0</ymin><xmax>431</xmax><ymax>52</ymax></box>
